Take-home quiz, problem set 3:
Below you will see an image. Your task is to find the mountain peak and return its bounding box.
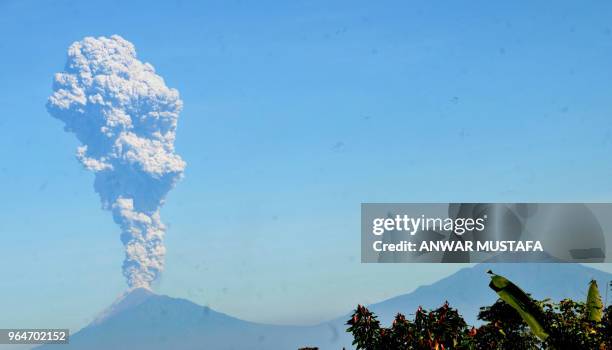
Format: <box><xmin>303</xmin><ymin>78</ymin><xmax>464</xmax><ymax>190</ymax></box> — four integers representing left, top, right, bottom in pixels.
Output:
<box><xmin>91</xmin><ymin>287</ymin><xmax>156</xmax><ymax>326</ymax></box>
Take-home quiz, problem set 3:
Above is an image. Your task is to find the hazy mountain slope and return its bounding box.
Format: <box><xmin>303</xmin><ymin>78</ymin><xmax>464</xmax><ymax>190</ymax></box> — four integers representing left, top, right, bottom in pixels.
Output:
<box><xmin>38</xmin><ymin>288</ymin><xmax>342</xmax><ymax>350</ymax></box>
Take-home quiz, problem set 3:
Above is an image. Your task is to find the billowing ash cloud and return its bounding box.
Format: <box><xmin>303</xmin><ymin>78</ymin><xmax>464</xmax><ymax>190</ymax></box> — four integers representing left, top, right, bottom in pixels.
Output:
<box><xmin>47</xmin><ymin>35</ymin><xmax>185</xmax><ymax>290</ymax></box>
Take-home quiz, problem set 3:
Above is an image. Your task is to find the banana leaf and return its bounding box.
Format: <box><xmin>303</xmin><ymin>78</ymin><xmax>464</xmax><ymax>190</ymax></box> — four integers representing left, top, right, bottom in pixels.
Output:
<box><xmin>585</xmin><ymin>279</ymin><xmax>603</xmax><ymax>322</ymax></box>
<box><xmin>487</xmin><ymin>270</ymin><xmax>549</xmax><ymax>341</ymax></box>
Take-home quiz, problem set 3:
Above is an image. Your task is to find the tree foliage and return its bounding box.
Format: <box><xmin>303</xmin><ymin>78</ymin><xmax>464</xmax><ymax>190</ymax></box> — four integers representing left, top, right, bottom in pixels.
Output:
<box><xmin>347</xmin><ymin>303</ymin><xmax>475</xmax><ymax>350</ymax></box>
<box><xmin>345</xmin><ymin>277</ymin><xmax>611</xmax><ymax>350</ymax></box>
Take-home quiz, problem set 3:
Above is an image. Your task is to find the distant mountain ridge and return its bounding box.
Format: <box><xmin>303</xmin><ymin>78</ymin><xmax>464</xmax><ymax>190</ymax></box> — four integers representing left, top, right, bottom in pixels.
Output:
<box><xmin>361</xmin><ymin>263</ymin><xmax>611</xmax><ymax>326</ymax></box>
<box><xmin>38</xmin><ymin>264</ymin><xmax>612</xmax><ymax>350</ymax></box>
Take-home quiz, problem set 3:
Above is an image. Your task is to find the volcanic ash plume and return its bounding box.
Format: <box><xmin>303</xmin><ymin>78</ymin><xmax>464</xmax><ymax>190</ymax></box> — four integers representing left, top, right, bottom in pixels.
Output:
<box><xmin>47</xmin><ymin>35</ymin><xmax>185</xmax><ymax>290</ymax></box>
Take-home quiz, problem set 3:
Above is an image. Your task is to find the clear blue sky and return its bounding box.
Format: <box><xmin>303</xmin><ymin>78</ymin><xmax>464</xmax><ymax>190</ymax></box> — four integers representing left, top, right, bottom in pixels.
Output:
<box><xmin>1</xmin><ymin>0</ymin><xmax>612</xmax><ymax>333</ymax></box>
